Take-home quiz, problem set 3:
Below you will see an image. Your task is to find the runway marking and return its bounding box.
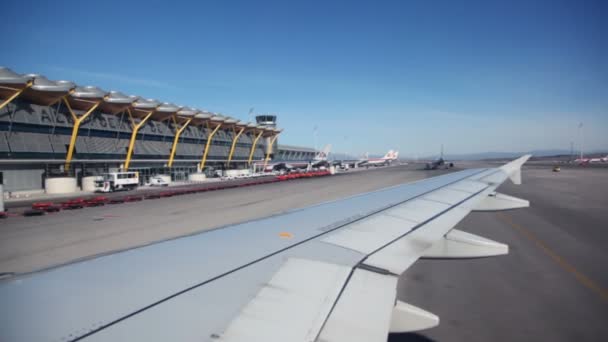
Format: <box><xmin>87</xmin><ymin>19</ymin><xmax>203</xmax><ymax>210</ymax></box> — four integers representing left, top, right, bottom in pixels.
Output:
<box><xmin>497</xmin><ymin>212</ymin><xmax>608</xmax><ymax>302</ymax></box>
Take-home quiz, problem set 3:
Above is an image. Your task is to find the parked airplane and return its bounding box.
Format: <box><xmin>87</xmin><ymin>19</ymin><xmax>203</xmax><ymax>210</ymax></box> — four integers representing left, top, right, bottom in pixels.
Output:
<box><xmin>593</xmin><ymin>155</ymin><xmax>608</xmax><ymax>162</ymax></box>
<box><xmin>358</xmin><ymin>150</ymin><xmax>400</xmax><ymax>167</ymax></box>
<box><xmin>0</xmin><ymin>156</ymin><xmax>532</xmax><ymax>342</ymax></box>
<box><xmin>575</xmin><ymin>155</ymin><xmax>608</xmax><ymax>165</ymax></box>
<box><xmin>332</xmin><ymin>152</ymin><xmax>368</xmax><ymax>169</ymax></box>
<box><xmin>257</xmin><ymin>144</ymin><xmax>332</xmax><ymax>172</ymax></box>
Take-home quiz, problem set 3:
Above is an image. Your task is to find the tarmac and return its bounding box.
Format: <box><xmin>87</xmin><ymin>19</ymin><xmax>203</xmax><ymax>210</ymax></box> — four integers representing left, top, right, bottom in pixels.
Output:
<box><xmin>1</xmin><ymin>162</ymin><xmax>607</xmax><ymax>341</ymax></box>
<box><xmin>392</xmin><ymin>164</ymin><xmax>608</xmax><ymax>342</ymax></box>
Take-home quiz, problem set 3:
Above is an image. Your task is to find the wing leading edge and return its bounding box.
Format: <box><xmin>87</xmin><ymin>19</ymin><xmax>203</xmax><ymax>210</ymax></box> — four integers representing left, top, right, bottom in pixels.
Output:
<box><xmin>0</xmin><ymin>156</ymin><xmax>531</xmax><ymax>342</ymax></box>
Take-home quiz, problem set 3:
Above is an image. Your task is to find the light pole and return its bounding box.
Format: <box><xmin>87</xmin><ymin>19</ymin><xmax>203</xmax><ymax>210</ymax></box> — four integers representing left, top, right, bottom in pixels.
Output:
<box><xmin>343</xmin><ymin>135</ymin><xmax>348</xmax><ymax>161</ymax></box>
<box><xmin>578</xmin><ymin>122</ymin><xmax>584</xmax><ymax>160</ymax></box>
<box><xmin>248</xmin><ymin>107</ymin><xmax>254</xmax><ymax>123</ymax></box>
<box><xmin>313</xmin><ymin>125</ymin><xmax>318</xmax><ymax>154</ymax></box>
<box><xmin>570</xmin><ymin>141</ymin><xmax>574</xmax><ymax>162</ymax></box>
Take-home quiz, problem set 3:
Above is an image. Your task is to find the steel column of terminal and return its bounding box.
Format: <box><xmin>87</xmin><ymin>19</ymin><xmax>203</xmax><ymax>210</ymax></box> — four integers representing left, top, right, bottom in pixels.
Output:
<box><xmin>199</xmin><ymin>123</ymin><xmax>222</xmax><ymax>171</ymax></box>
<box><xmin>124</xmin><ymin>108</ymin><xmax>156</xmax><ymax>170</ymax></box>
<box><xmin>0</xmin><ymin>82</ymin><xmax>32</xmax><ymax>111</ymax></box>
<box><xmin>248</xmin><ymin>130</ymin><xmax>264</xmax><ymax>166</ymax></box>
<box><xmin>167</xmin><ymin>117</ymin><xmax>193</xmax><ymax>168</ymax></box>
<box><xmin>263</xmin><ymin>133</ymin><xmax>280</xmax><ymax>169</ymax></box>
<box><xmin>226</xmin><ymin>127</ymin><xmax>245</xmax><ymax>168</ymax></box>
<box><xmin>63</xmin><ymin>96</ymin><xmax>102</xmax><ymax>171</ymax></box>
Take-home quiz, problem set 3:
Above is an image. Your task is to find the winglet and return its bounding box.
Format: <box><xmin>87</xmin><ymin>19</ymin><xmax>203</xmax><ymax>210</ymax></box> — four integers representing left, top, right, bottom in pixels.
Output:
<box><xmin>499</xmin><ymin>154</ymin><xmax>531</xmax><ymax>185</ymax></box>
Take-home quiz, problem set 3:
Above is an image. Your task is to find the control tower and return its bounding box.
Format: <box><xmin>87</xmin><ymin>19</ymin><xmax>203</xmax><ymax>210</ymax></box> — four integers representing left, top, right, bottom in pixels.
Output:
<box><xmin>255</xmin><ymin>114</ymin><xmax>277</xmax><ymax>129</ymax></box>
<box><xmin>256</xmin><ymin>114</ymin><xmax>278</xmax><ymax>160</ymax></box>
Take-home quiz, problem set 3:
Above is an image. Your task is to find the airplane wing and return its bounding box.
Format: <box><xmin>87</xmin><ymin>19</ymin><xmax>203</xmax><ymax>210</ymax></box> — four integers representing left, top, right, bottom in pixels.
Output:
<box><xmin>0</xmin><ymin>156</ymin><xmax>531</xmax><ymax>342</ymax></box>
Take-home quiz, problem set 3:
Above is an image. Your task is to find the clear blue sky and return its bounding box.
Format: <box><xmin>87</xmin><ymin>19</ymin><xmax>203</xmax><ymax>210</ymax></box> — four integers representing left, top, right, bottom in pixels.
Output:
<box><xmin>3</xmin><ymin>0</ymin><xmax>606</xmax><ymax>156</ymax></box>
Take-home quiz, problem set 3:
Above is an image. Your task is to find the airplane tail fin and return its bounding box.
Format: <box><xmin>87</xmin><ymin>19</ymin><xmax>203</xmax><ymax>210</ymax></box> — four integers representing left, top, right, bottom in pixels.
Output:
<box><xmin>383</xmin><ymin>150</ymin><xmax>395</xmax><ymax>159</ymax></box>
<box><xmin>393</xmin><ymin>151</ymin><xmax>399</xmax><ymax>160</ymax></box>
<box><xmin>314</xmin><ymin>144</ymin><xmax>332</xmax><ymax>161</ymax></box>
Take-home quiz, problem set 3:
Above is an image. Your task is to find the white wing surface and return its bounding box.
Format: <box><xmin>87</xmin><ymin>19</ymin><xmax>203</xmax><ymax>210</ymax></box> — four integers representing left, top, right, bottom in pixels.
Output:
<box><xmin>0</xmin><ymin>156</ymin><xmax>531</xmax><ymax>342</ymax></box>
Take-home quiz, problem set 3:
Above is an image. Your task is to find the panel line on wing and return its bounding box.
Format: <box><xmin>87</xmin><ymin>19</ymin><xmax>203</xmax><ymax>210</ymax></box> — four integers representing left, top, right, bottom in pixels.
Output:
<box><xmin>418</xmin><ymin>197</ymin><xmax>455</xmax><ymax>206</ymax></box>
<box><xmin>383</xmin><ymin>212</ymin><xmax>419</xmax><ymax>224</ymax></box>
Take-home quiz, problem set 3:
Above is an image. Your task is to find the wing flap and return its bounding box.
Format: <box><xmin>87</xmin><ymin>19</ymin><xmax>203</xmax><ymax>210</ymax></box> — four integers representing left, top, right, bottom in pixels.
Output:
<box><xmin>321</xmin><ymin>213</ymin><xmax>418</xmax><ymax>254</ymax></box>
<box><xmin>317</xmin><ymin>269</ymin><xmax>397</xmax><ymax>342</ymax></box>
<box><xmin>386</xmin><ymin>199</ymin><xmax>450</xmax><ymax>223</ymax></box>
<box><xmin>219</xmin><ymin>258</ymin><xmax>351</xmax><ymax>342</ymax></box>
<box><xmin>446</xmin><ymin>179</ymin><xmax>488</xmax><ymax>194</ymax></box>
<box><xmin>422</xmin><ymin>187</ymin><xmax>474</xmax><ymax>205</ymax></box>
<box><xmin>363</xmin><ymin>206</ymin><xmax>472</xmax><ymax>275</ymax></box>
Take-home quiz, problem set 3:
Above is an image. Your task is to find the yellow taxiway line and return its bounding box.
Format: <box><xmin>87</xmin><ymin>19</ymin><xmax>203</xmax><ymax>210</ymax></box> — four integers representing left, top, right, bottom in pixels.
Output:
<box><xmin>497</xmin><ymin>212</ymin><xmax>608</xmax><ymax>302</ymax></box>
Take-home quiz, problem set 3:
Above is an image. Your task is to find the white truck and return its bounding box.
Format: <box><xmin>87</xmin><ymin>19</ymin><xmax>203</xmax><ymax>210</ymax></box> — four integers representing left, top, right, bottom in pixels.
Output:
<box><xmin>94</xmin><ymin>172</ymin><xmax>139</xmax><ymax>192</ymax></box>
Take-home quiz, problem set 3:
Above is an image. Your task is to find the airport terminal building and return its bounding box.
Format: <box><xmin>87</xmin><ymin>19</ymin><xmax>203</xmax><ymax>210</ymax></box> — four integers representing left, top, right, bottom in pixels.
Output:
<box><xmin>0</xmin><ymin>68</ymin><xmax>316</xmax><ymax>193</ymax></box>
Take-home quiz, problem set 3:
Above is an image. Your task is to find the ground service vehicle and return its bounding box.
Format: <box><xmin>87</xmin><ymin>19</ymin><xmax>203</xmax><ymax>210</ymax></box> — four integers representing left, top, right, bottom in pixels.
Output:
<box><xmin>94</xmin><ymin>172</ymin><xmax>139</xmax><ymax>192</ymax></box>
<box><xmin>149</xmin><ymin>176</ymin><xmax>169</xmax><ymax>187</ymax></box>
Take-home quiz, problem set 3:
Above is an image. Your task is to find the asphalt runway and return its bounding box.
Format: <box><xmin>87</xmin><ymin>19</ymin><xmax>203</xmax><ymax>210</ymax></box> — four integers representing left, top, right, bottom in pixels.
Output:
<box><xmin>1</xmin><ymin>163</ymin><xmax>606</xmax><ymax>341</ymax></box>
<box><xmin>392</xmin><ymin>165</ymin><xmax>608</xmax><ymax>342</ymax></box>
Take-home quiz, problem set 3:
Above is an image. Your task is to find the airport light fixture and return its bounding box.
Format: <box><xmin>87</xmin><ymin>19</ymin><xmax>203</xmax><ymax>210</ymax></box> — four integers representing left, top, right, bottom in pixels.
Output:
<box><xmin>578</xmin><ymin>122</ymin><xmax>584</xmax><ymax>160</ymax></box>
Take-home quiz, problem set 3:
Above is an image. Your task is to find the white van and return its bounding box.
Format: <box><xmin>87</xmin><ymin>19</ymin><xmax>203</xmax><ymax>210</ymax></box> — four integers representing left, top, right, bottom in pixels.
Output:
<box><xmin>149</xmin><ymin>175</ymin><xmax>170</xmax><ymax>187</ymax></box>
